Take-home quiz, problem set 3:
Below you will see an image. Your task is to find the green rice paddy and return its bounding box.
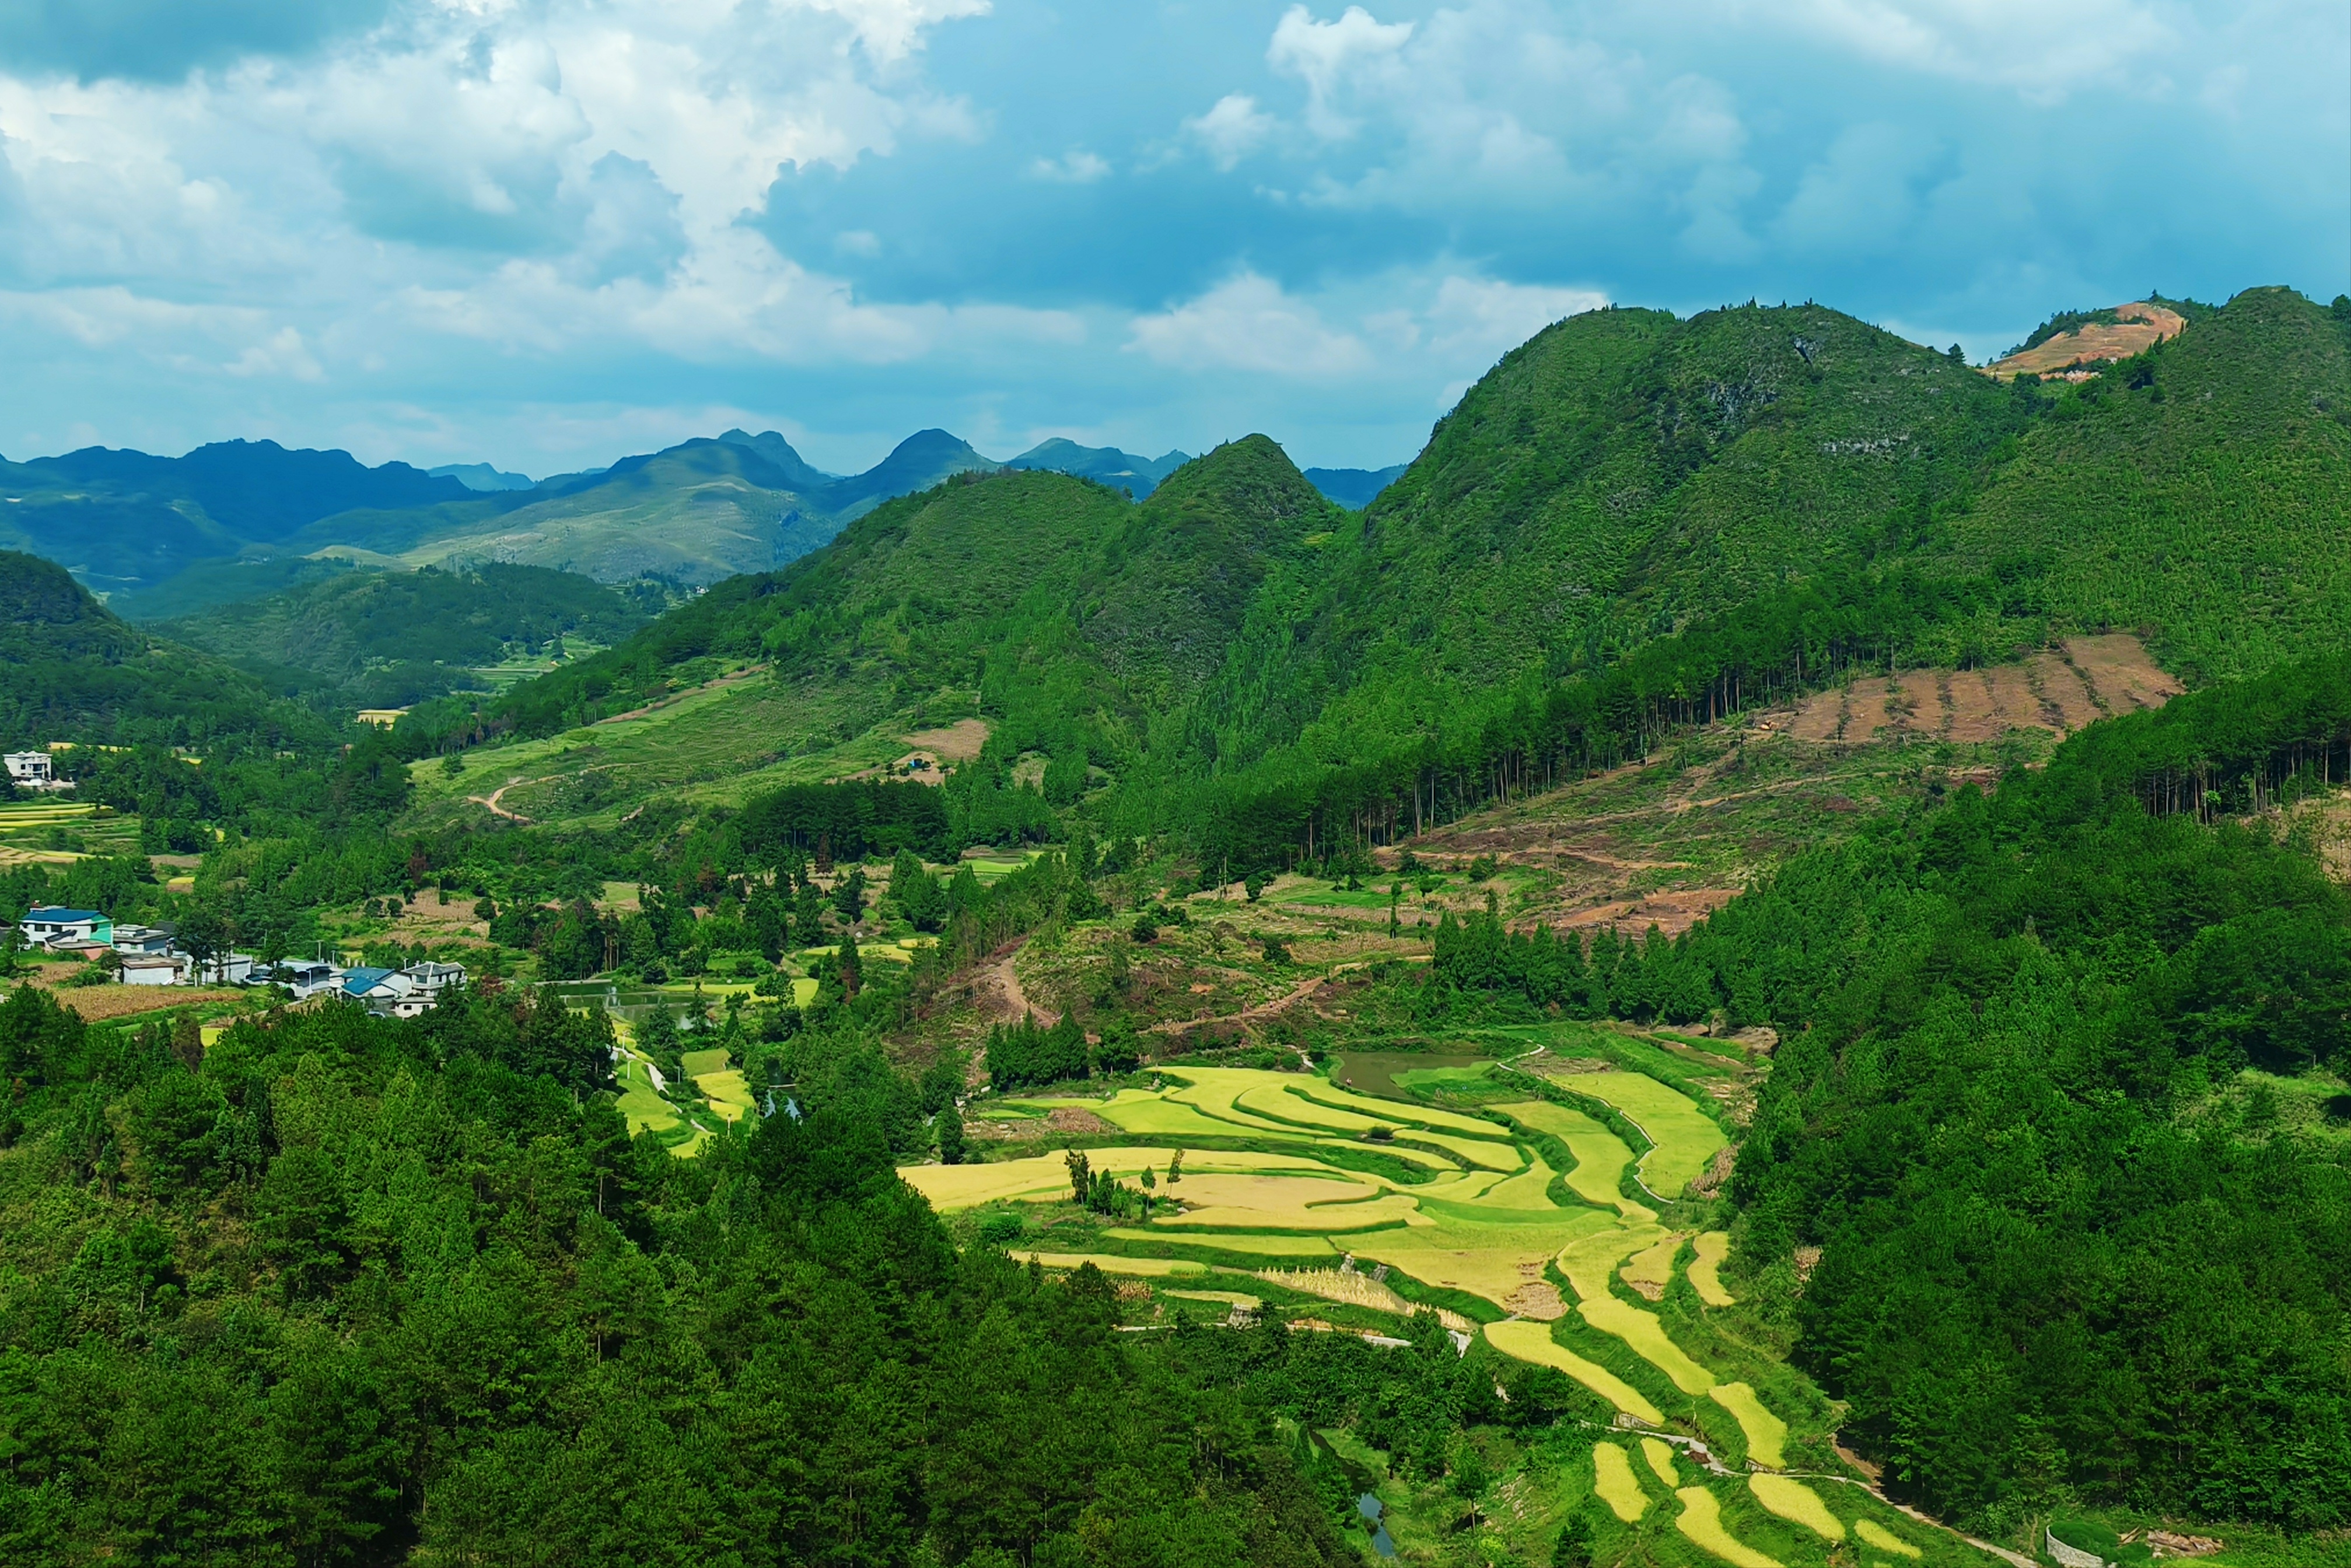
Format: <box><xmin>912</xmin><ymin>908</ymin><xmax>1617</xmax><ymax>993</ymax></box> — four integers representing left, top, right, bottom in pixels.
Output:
<box><xmin>901</xmin><ymin>1059</ymin><xmax>1972</xmax><ymax>1568</ymax></box>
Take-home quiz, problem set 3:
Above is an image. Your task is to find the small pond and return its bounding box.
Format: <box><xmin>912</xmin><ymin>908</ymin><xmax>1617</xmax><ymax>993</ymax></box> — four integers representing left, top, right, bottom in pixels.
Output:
<box><xmin>1355</xmin><ymin>1494</ymin><xmax>1397</xmax><ymax>1558</ymax></box>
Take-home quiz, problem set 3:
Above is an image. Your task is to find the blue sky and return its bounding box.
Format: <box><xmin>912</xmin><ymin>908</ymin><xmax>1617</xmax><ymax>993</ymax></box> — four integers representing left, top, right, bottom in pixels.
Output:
<box><xmin>0</xmin><ymin>0</ymin><xmax>2342</xmax><ymax>475</ymax></box>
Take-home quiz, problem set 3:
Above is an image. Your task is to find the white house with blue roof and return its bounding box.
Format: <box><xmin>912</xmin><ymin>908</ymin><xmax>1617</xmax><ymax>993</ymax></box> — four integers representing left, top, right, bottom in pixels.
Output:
<box><xmin>19</xmin><ymin>907</ymin><xmax>112</xmax><ymax>947</ymax></box>
<box><xmin>340</xmin><ymin>967</ymin><xmax>416</xmax><ymax>1012</ymax></box>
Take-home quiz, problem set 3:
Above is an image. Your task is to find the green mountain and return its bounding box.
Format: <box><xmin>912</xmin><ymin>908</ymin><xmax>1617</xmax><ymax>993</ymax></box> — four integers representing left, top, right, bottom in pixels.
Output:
<box><xmin>0</xmin><ymin>440</ymin><xmax>473</xmax><ymax>597</ymax></box>
<box><xmin>0</xmin><ymin>548</ymin><xmax>328</xmax><ymax>753</ymax></box>
<box><xmin>1006</xmin><ymin>438</ymin><xmax>1191</xmax><ymax>497</ymax></box>
<box><xmin>149</xmin><ymin>561</ymin><xmax>665</xmax><ymax>707</ymax></box>
<box><xmin>1947</xmin><ymin>285</ymin><xmax>2351</xmax><ymax>681</ymax></box>
<box><xmin>1302</xmin><ymin>462</ymin><xmax>1407</xmax><ymax>508</ymax></box>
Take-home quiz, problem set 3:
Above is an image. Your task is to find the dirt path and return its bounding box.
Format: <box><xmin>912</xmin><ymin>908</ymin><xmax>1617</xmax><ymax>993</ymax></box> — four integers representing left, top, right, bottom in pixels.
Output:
<box><xmin>467</xmin><ymin>776</ymin><xmax>540</xmax><ymax>823</ymax></box>
<box><xmin>986</xmin><ymin>946</ymin><xmax>1058</xmax><ymax>1025</ymax></box>
<box><xmin>596</xmin><ymin>663</ymin><xmax>768</xmax><ymax>726</ymax></box>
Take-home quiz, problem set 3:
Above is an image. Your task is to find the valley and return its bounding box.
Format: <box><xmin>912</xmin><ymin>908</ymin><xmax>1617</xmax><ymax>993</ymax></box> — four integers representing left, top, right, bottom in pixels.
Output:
<box><xmin>2</xmin><ymin>285</ymin><xmax>2349</xmax><ymax>1568</ymax></box>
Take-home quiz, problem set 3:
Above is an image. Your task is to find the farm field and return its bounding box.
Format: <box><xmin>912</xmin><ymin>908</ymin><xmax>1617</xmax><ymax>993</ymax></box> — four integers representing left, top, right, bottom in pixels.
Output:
<box><xmin>905</xmin><ymin>1059</ymin><xmax>2008</xmax><ymax>1567</ymax></box>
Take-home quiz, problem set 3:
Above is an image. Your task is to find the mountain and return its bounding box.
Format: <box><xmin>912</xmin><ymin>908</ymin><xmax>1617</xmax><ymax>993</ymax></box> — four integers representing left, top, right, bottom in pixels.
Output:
<box><xmin>1303</xmin><ymin>463</ymin><xmax>1407</xmax><ymax>508</ymax></box>
<box><xmin>429</xmin><ymin>462</ymin><xmax>536</xmax><ymax>492</ymax></box>
<box><xmin>151</xmin><ymin>562</ymin><xmax>664</xmax><ymax>708</ymax></box>
<box><xmin>0</xmin><ymin>439</ymin><xmax>474</xmax><ymax>597</ymax></box>
<box><xmin>1005</xmin><ymin>438</ymin><xmax>1190</xmax><ymax>497</ymax></box>
<box><xmin>0</xmin><ymin>548</ymin><xmax>326</xmax><ymax>752</ymax></box>
<box><xmin>1948</xmin><ymin>285</ymin><xmax>2351</xmax><ymax>681</ymax></box>
<box><xmin>816</xmin><ymin>429</ymin><xmax>1000</xmax><ymax>522</ymax></box>
<box><xmin>715</xmin><ymin>428</ymin><xmax>839</xmax><ymax>491</ymax></box>
<box><xmin>272</xmin><ymin>438</ymin><xmax>834</xmax><ymax>587</ymax></box>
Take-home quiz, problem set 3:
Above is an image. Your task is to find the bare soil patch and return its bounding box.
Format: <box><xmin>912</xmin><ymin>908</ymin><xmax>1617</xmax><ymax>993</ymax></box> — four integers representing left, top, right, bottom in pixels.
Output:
<box><xmin>2030</xmin><ymin>650</ymin><xmax>2105</xmax><ymax>730</ymax></box>
<box><xmin>1985</xmin><ymin>302</ymin><xmax>2185</xmax><ymax>381</ymax></box>
<box><xmin>902</xmin><ymin>718</ymin><xmax>991</xmax><ymax>764</ymax></box>
<box><xmin>2065</xmin><ymin>633</ymin><xmax>2184</xmax><ymax>712</ymax></box>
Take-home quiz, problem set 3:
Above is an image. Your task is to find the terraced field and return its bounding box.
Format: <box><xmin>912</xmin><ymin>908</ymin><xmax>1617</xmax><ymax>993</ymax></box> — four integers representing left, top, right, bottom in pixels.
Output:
<box><xmin>900</xmin><ymin>1059</ymin><xmax>1994</xmax><ymax>1568</ymax></box>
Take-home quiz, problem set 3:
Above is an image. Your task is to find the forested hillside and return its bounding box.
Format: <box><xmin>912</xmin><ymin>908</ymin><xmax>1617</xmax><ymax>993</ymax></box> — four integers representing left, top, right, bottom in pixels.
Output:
<box><xmin>11</xmin><ymin>283</ymin><xmax>2351</xmax><ymax>1567</ymax></box>
<box><xmin>401</xmin><ymin>287</ymin><xmax>2351</xmax><ymax>876</ymax></box>
<box><xmin>0</xmin><ymin>551</ymin><xmax>330</xmax><ymax>756</ymax></box>
<box><xmin>151</xmin><ymin>563</ymin><xmax>666</xmax><ymax>708</ymax></box>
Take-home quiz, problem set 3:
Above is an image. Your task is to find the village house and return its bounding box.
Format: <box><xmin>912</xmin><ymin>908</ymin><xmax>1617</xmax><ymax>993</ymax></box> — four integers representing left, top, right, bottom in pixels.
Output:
<box><xmin>120</xmin><ymin>955</ymin><xmax>188</xmax><ymax>988</ymax></box>
<box><xmin>3</xmin><ymin>752</ymin><xmax>65</xmax><ymax>790</ymax></box>
<box><xmin>110</xmin><ymin>924</ymin><xmax>174</xmax><ymax>956</ymax></box>
<box><xmin>19</xmin><ymin>907</ymin><xmax>112</xmax><ymax>947</ymax></box>
<box><xmin>271</xmin><ymin>960</ymin><xmax>344</xmax><ymax>1000</ymax></box>
<box><xmin>339</xmin><ymin>966</ymin><xmax>415</xmax><ymax>1013</ymax></box>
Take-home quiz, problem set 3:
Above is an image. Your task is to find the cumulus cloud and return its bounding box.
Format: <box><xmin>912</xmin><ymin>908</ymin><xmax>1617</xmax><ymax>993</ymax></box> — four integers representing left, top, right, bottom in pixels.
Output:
<box><xmin>1128</xmin><ymin>272</ymin><xmax>1374</xmax><ymax>376</ymax></box>
<box><xmin>1029</xmin><ymin>149</ymin><xmax>1110</xmax><ymax>183</ymax></box>
<box><xmin>1185</xmin><ymin>94</ymin><xmax>1275</xmax><ymax>171</ymax></box>
<box><xmin>1423</xmin><ymin>275</ymin><xmax>1607</xmax><ymax>358</ymax></box>
<box><xmin>1748</xmin><ymin>0</ymin><xmax>2177</xmax><ymax>100</ymax></box>
<box><xmin>1268</xmin><ymin>4</ymin><xmax>1415</xmax><ymax>141</ymax></box>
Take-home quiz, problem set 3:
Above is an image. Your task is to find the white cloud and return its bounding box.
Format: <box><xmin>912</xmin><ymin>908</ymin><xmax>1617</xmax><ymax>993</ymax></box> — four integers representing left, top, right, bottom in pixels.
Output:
<box><xmin>1423</xmin><ymin>275</ymin><xmax>1607</xmax><ymax>358</ymax></box>
<box><xmin>1128</xmin><ymin>267</ymin><xmax>1608</xmax><ymax>384</ymax></box>
<box><xmin>1128</xmin><ymin>272</ymin><xmax>1373</xmax><ymax>376</ymax></box>
<box><xmin>1268</xmin><ymin>4</ymin><xmax>1415</xmax><ymax>140</ymax></box>
<box><xmin>1748</xmin><ymin>0</ymin><xmax>2177</xmax><ymax>101</ymax></box>
<box><xmin>1185</xmin><ymin>93</ymin><xmax>1275</xmax><ymax>171</ymax></box>
<box><xmin>1029</xmin><ymin>149</ymin><xmax>1110</xmax><ymax>183</ymax></box>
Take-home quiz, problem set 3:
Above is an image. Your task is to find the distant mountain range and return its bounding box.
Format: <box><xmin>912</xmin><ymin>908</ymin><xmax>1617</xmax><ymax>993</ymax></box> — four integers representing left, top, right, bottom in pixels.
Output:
<box><xmin>0</xmin><ymin>424</ymin><xmax>1411</xmax><ymax>614</ymax></box>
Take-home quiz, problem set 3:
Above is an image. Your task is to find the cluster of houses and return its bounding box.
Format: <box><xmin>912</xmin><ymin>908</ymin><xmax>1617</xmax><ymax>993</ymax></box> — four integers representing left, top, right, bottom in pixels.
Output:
<box><xmin>13</xmin><ymin>907</ymin><xmax>464</xmax><ymax>1016</ymax></box>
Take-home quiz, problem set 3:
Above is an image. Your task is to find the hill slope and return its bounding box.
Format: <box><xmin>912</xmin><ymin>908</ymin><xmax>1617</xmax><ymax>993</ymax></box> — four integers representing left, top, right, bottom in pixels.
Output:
<box><xmin>0</xmin><ymin>440</ymin><xmax>474</xmax><ymax>597</ymax></box>
<box><xmin>1951</xmin><ymin>285</ymin><xmax>2351</xmax><ymax>680</ymax></box>
<box><xmin>0</xmin><ymin>549</ymin><xmax>328</xmax><ymax>752</ymax></box>
<box><xmin>151</xmin><ymin>562</ymin><xmax>663</xmax><ymax>706</ymax></box>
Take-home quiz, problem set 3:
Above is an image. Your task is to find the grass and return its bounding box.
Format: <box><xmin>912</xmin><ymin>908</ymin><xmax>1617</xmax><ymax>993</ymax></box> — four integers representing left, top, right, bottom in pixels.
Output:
<box><xmin>1103</xmin><ymin>1230</ymin><xmax>1337</xmax><ymax>1258</ymax></box>
<box><xmin>1486</xmin><ymin>1321</ymin><xmax>1664</xmax><ymax>1424</ymax></box>
<box><xmin>1624</xmin><ymin>1231</ymin><xmax>1685</xmax><ymax>1292</ymax></box>
<box><xmin>1017</xmin><ymin>1252</ymin><xmax>1207</xmax><ymax>1276</ymax></box>
<box><xmin>1591</xmin><ymin>1442</ymin><xmax>1650</xmax><ymax>1522</ymax></box>
<box><xmin>1162</xmin><ymin>1288</ymin><xmax>1260</xmax><ymax>1310</ymax></box>
<box><xmin>1747</xmin><ymin>1475</ymin><xmax>1844</xmax><ymax>1541</ymax></box>
<box><xmin>1689</xmin><ymin>1231</ymin><xmax>1736</xmax><ymax>1307</ymax></box>
<box><xmin>694</xmin><ymin>1069</ymin><xmax>755</xmax><ymax>1123</ymax></box>
<box><xmin>1675</xmin><ymin>1486</ymin><xmax>1785</xmax><ymax>1568</ymax></box>
<box><xmin>680</xmin><ymin>1047</ymin><xmax>732</xmax><ymax>1077</ymax></box>
<box><xmin>911</xmin><ymin>1058</ymin><xmax>1827</xmax><ymax>1524</ymax></box>
<box><xmin>1499</xmin><ymin>1100</ymin><xmax>1650</xmax><ymax>1216</ymax></box>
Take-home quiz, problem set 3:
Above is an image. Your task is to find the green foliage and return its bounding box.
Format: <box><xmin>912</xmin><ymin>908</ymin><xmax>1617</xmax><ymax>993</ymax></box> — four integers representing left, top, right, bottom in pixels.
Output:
<box><xmin>988</xmin><ymin>1013</ymin><xmax>1089</xmax><ymax>1090</ymax></box>
<box><xmin>1674</xmin><ymin>650</ymin><xmax>2351</xmax><ymax>1528</ymax></box>
<box><xmin>0</xmin><ymin>551</ymin><xmax>334</xmax><ymax>759</ymax></box>
<box><xmin>0</xmin><ymin>996</ymin><xmax>1358</xmax><ymax>1566</ymax></box>
<box><xmin>152</xmin><ymin>562</ymin><xmax>663</xmax><ymax>704</ymax></box>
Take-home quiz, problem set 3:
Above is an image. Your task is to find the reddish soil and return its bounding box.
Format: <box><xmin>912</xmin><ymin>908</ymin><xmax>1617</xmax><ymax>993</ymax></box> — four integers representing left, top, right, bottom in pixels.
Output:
<box><xmin>1785</xmin><ymin>636</ymin><xmax>2175</xmax><ymax>747</ymax></box>
<box><xmin>2065</xmin><ymin>633</ymin><xmax>2184</xmax><ymax>712</ymax></box>
<box><xmin>2029</xmin><ymin>650</ymin><xmax>2106</xmax><ymax>730</ymax></box>
<box><xmin>1986</xmin><ymin>302</ymin><xmax>2185</xmax><ymax>381</ymax></box>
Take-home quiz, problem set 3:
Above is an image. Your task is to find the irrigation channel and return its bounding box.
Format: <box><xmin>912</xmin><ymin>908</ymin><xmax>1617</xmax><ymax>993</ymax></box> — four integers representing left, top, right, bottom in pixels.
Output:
<box><xmin>902</xmin><ymin>1049</ymin><xmax>2020</xmax><ymax>1567</ymax></box>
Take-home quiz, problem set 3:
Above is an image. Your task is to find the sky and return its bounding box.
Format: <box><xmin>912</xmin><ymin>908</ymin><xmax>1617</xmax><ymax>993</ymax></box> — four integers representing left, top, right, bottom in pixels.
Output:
<box><xmin>0</xmin><ymin>0</ymin><xmax>2344</xmax><ymax>476</ymax></box>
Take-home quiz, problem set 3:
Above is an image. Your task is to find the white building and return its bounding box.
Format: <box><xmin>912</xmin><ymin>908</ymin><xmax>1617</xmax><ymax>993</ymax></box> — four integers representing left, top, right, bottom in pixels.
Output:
<box><xmin>20</xmin><ymin>907</ymin><xmax>111</xmax><ymax>946</ymax></box>
<box><xmin>272</xmin><ymin>960</ymin><xmax>343</xmax><ymax>1000</ymax></box>
<box><xmin>187</xmin><ymin>953</ymin><xmax>255</xmax><ymax>986</ymax></box>
<box><xmin>4</xmin><ymin>752</ymin><xmax>57</xmax><ymax>787</ymax></box>
<box><xmin>340</xmin><ymin>966</ymin><xmax>417</xmax><ymax>1014</ymax></box>
<box><xmin>120</xmin><ymin>955</ymin><xmax>187</xmax><ymax>988</ymax></box>
<box><xmin>110</xmin><ymin>925</ymin><xmax>174</xmax><ymax>957</ymax></box>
